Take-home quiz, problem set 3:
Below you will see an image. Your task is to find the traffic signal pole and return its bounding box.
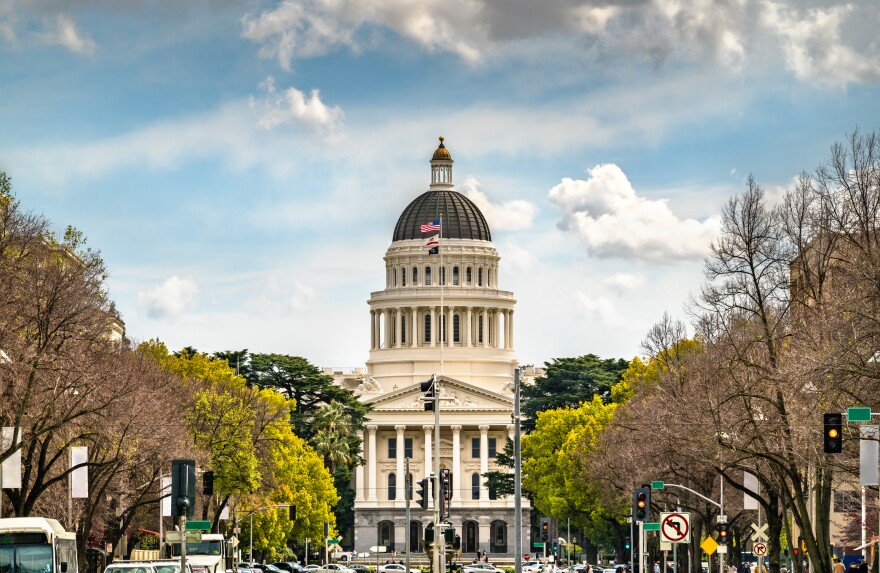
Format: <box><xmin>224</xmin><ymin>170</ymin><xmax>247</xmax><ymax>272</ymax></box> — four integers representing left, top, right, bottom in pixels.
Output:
<box><xmin>433</xmin><ymin>375</ymin><xmax>443</xmax><ymax>573</ymax></box>
<box><xmin>406</xmin><ymin>457</ymin><xmax>411</xmax><ymax>573</ymax></box>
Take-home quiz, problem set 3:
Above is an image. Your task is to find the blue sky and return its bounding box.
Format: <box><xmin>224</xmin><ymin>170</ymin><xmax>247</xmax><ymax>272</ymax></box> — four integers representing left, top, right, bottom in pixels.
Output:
<box><xmin>3</xmin><ymin>0</ymin><xmax>880</xmax><ymax>368</ymax></box>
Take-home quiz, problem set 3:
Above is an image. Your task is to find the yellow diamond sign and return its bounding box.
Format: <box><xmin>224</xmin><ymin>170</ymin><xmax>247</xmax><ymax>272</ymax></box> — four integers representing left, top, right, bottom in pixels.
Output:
<box><xmin>701</xmin><ymin>536</ymin><xmax>718</xmax><ymax>555</ymax></box>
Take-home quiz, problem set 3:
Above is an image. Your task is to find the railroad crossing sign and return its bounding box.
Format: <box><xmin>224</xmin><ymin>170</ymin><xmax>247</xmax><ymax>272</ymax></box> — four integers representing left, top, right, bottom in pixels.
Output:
<box><xmin>751</xmin><ymin>523</ymin><xmax>769</xmax><ymax>542</ymax></box>
<box><xmin>753</xmin><ymin>542</ymin><xmax>768</xmax><ymax>556</ymax></box>
<box><xmin>660</xmin><ymin>512</ymin><xmax>691</xmax><ymax>543</ymax></box>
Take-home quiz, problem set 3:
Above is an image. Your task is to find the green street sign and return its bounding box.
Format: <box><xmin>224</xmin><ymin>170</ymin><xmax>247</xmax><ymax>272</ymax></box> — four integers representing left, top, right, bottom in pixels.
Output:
<box><xmin>533</xmin><ymin>542</ymin><xmax>544</xmax><ymax>548</ymax></box>
<box><xmin>327</xmin><ymin>539</ymin><xmax>340</xmax><ymax>545</ymax></box>
<box><xmin>186</xmin><ymin>520</ymin><xmax>211</xmax><ymax>531</ymax></box>
<box><xmin>651</xmin><ymin>481</ymin><xmax>665</xmax><ymax>490</ymax></box>
<box><xmin>848</xmin><ymin>407</ymin><xmax>872</xmax><ymax>423</ymax></box>
<box><xmin>643</xmin><ymin>523</ymin><xmax>661</xmax><ymax>531</ymax></box>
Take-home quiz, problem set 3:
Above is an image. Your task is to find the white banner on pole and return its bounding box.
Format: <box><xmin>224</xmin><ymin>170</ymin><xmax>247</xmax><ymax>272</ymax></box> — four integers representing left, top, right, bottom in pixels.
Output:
<box><xmin>220</xmin><ymin>505</ymin><xmax>229</xmax><ymax>520</ymax></box>
<box><xmin>743</xmin><ymin>471</ymin><xmax>761</xmax><ymax>510</ymax></box>
<box><xmin>70</xmin><ymin>446</ymin><xmax>89</xmax><ymax>498</ymax></box>
<box><xmin>860</xmin><ymin>426</ymin><xmax>879</xmax><ymax>486</ymax></box>
<box><xmin>1</xmin><ymin>427</ymin><xmax>22</xmax><ymax>489</ymax></box>
<box><xmin>161</xmin><ymin>477</ymin><xmax>172</xmax><ymax>517</ymax></box>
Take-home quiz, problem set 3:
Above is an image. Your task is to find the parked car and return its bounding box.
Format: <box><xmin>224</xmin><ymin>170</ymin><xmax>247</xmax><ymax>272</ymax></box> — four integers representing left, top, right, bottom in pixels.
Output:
<box><xmin>522</xmin><ymin>564</ymin><xmax>544</xmax><ymax>573</ymax></box>
<box><xmin>150</xmin><ymin>561</ymin><xmax>195</xmax><ymax>573</ymax></box>
<box><xmin>272</xmin><ymin>564</ymin><xmax>305</xmax><ymax>573</ymax></box>
<box><xmin>303</xmin><ymin>567</ymin><xmax>321</xmax><ymax>573</ymax></box>
<box><xmin>253</xmin><ymin>565</ymin><xmax>286</xmax><ymax>573</ymax></box>
<box><xmin>346</xmin><ymin>566</ymin><xmax>369</xmax><ymax>573</ymax></box>
<box><xmin>379</xmin><ymin>565</ymin><xmax>420</xmax><ymax>573</ymax></box>
<box><xmin>463</xmin><ymin>564</ymin><xmax>503</xmax><ymax>573</ymax></box>
<box><xmin>105</xmin><ymin>563</ymin><xmax>158</xmax><ymax>573</ymax></box>
<box><xmin>314</xmin><ymin>565</ymin><xmax>353</xmax><ymax>573</ymax></box>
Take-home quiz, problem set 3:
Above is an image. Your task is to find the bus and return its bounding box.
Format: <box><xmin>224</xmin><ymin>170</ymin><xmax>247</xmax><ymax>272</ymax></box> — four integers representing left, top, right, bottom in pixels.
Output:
<box><xmin>0</xmin><ymin>517</ymin><xmax>79</xmax><ymax>573</ymax></box>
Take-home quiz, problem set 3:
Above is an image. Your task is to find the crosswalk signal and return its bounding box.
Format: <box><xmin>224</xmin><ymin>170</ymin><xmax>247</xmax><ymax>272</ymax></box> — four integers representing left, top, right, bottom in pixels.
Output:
<box><xmin>425</xmin><ymin>522</ymin><xmax>435</xmax><ymax>543</ymax></box>
<box><xmin>540</xmin><ymin>518</ymin><xmax>550</xmax><ymax>541</ymax></box>
<box><xmin>633</xmin><ymin>487</ymin><xmax>650</xmax><ymax>521</ymax></box>
<box><xmin>453</xmin><ymin>534</ymin><xmax>461</xmax><ymax>550</ymax></box>
<box><xmin>824</xmin><ymin>413</ymin><xmax>843</xmax><ymax>453</ymax></box>
<box><xmin>202</xmin><ymin>471</ymin><xmax>214</xmax><ymax>495</ymax></box>
<box><xmin>718</xmin><ymin>524</ymin><xmax>728</xmax><ymax>545</ymax></box>
<box><xmin>420</xmin><ymin>377</ymin><xmax>436</xmax><ymax>411</ymax></box>
<box><xmin>416</xmin><ymin>478</ymin><xmax>430</xmax><ymax>509</ymax></box>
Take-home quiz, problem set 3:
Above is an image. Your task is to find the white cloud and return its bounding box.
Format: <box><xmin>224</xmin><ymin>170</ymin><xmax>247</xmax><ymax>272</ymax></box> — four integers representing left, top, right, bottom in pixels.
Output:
<box><xmin>603</xmin><ymin>273</ymin><xmax>646</xmax><ymax>291</ymax></box>
<box><xmin>548</xmin><ymin>163</ymin><xmax>720</xmax><ymax>262</ymax></box>
<box><xmin>241</xmin><ymin>0</ymin><xmax>485</xmax><ymax>70</ymax></box>
<box><xmin>575</xmin><ymin>292</ymin><xmax>618</xmax><ymax>325</ymax></box>
<box><xmin>460</xmin><ymin>177</ymin><xmax>538</xmax><ymax>231</ymax></box>
<box><xmin>136</xmin><ymin>276</ymin><xmax>199</xmax><ymax>319</ymax></box>
<box><xmin>250</xmin><ymin>76</ymin><xmax>344</xmax><ymax>130</ymax></box>
<box><xmin>40</xmin><ymin>14</ymin><xmax>96</xmax><ymax>55</ymax></box>
<box><xmin>761</xmin><ymin>2</ymin><xmax>880</xmax><ymax>85</ymax></box>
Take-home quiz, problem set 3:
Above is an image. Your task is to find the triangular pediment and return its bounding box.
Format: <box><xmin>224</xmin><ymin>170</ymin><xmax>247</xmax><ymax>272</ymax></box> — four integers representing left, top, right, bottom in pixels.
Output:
<box><xmin>365</xmin><ymin>376</ymin><xmax>513</xmax><ymax>412</ymax></box>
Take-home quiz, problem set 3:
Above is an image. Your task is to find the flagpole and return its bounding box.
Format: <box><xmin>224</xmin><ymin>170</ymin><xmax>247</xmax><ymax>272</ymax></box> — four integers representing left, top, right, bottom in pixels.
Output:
<box><xmin>439</xmin><ymin>213</ymin><xmax>444</xmax><ymax>377</ymax></box>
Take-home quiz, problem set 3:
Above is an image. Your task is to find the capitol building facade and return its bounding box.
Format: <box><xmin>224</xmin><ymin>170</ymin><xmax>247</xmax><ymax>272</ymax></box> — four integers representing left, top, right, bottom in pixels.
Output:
<box><xmin>333</xmin><ymin>138</ymin><xmax>531</xmax><ymax>559</ymax></box>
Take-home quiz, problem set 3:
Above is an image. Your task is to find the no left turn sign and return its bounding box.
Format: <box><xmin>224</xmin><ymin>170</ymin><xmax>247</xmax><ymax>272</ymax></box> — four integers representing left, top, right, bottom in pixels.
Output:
<box><xmin>660</xmin><ymin>512</ymin><xmax>691</xmax><ymax>544</ymax></box>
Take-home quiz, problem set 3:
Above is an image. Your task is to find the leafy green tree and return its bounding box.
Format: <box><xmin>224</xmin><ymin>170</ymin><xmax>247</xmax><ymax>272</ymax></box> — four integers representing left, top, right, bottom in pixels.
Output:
<box><xmin>522</xmin><ymin>355</ymin><xmax>628</xmax><ymax>431</ymax></box>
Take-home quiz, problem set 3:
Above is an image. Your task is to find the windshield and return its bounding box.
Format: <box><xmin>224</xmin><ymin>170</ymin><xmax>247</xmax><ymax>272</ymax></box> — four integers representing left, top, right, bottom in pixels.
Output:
<box><xmin>1</xmin><ymin>544</ymin><xmax>54</xmax><ymax>573</ymax></box>
<box><xmin>153</xmin><ymin>566</ymin><xmax>181</xmax><ymax>573</ymax></box>
<box><xmin>171</xmin><ymin>542</ymin><xmax>220</xmax><ymax>557</ymax></box>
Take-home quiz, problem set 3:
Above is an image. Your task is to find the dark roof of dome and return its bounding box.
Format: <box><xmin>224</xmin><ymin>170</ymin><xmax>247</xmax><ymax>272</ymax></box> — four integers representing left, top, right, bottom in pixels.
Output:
<box><xmin>393</xmin><ymin>190</ymin><xmax>492</xmax><ymax>242</ymax></box>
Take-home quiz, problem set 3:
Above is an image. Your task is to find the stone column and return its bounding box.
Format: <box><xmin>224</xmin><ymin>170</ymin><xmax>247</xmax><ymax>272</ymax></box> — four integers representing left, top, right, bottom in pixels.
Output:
<box><xmin>482</xmin><ymin>308</ymin><xmax>489</xmax><ymax>348</ymax></box>
<box><xmin>451</xmin><ymin>425</ymin><xmax>462</xmax><ymax>502</ymax></box>
<box><xmin>396</xmin><ymin>309</ymin><xmax>403</xmax><ymax>348</ymax></box>
<box><xmin>495</xmin><ymin>310</ymin><xmax>501</xmax><ymax>349</ymax></box>
<box><xmin>466</xmin><ymin>307</ymin><xmax>472</xmax><ymax>347</ymax></box>
<box><xmin>509</xmin><ymin>309</ymin><xmax>514</xmax><ymax>350</ymax></box>
<box><xmin>430</xmin><ymin>307</ymin><xmax>436</xmax><ymax>347</ymax></box>
<box><xmin>396</xmin><ymin>425</ymin><xmax>406</xmax><ymax>505</ymax></box>
<box><xmin>367</xmin><ymin>425</ymin><xmax>378</xmax><ymax>501</ymax></box>
<box><xmin>370</xmin><ymin>310</ymin><xmax>375</xmax><ymax>350</ymax></box>
<box><xmin>355</xmin><ymin>429</ymin><xmax>366</xmax><ymax>502</ymax></box>
<box><xmin>479</xmin><ymin>425</ymin><xmax>489</xmax><ymax>502</ymax></box>
<box><xmin>411</xmin><ymin>307</ymin><xmax>418</xmax><ymax>348</ymax></box>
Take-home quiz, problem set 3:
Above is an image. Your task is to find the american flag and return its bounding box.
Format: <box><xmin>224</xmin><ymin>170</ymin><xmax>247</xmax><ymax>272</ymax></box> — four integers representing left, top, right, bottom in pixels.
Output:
<box><xmin>421</xmin><ymin>219</ymin><xmax>441</xmax><ymax>233</ymax></box>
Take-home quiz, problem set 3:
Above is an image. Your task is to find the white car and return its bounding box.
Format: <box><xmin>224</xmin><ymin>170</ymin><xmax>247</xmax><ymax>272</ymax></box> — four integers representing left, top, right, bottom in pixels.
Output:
<box><xmin>378</xmin><ymin>565</ymin><xmax>421</xmax><ymax>573</ymax></box>
<box><xmin>314</xmin><ymin>566</ymin><xmax>352</xmax><ymax>573</ymax></box>
<box><xmin>522</xmin><ymin>564</ymin><xmax>543</xmax><ymax>573</ymax></box>
<box><xmin>303</xmin><ymin>567</ymin><xmax>321</xmax><ymax>573</ymax></box>
<box><xmin>463</xmin><ymin>564</ymin><xmax>504</xmax><ymax>573</ymax></box>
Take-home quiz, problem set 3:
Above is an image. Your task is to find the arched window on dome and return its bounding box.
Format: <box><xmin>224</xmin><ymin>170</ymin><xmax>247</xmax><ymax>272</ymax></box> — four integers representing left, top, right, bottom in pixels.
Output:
<box><xmin>478</xmin><ymin>315</ymin><xmax>484</xmax><ymax>343</ymax></box>
<box><xmin>478</xmin><ymin>268</ymin><xmax>483</xmax><ymax>287</ymax></box>
<box><xmin>453</xmin><ymin>314</ymin><xmax>460</xmax><ymax>343</ymax></box>
<box><xmin>440</xmin><ymin>266</ymin><xmax>446</xmax><ymax>286</ymax></box>
<box><xmin>453</xmin><ymin>267</ymin><xmax>460</xmax><ymax>286</ymax></box>
<box><xmin>466</xmin><ymin>267</ymin><xmax>472</xmax><ymax>284</ymax></box>
<box><xmin>424</xmin><ymin>314</ymin><xmax>431</xmax><ymax>344</ymax></box>
<box><xmin>402</xmin><ymin>267</ymin><xmax>407</xmax><ymax>287</ymax></box>
<box><xmin>413</xmin><ymin>266</ymin><xmax>418</xmax><ymax>285</ymax></box>
<box><xmin>425</xmin><ymin>266</ymin><xmax>432</xmax><ymax>286</ymax></box>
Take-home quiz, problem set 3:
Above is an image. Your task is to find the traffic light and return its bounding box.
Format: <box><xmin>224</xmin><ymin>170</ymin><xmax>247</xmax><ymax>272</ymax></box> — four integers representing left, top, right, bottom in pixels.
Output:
<box><xmin>425</xmin><ymin>522</ymin><xmax>435</xmax><ymax>543</ymax></box>
<box><xmin>824</xmin><ymin>413</ymin><xmax>843</xmax><ymax>453</ymax></box>
<box><xmin>633</xmin><ymin>487</ymin><xmax>650</xmax><ymax>521</ymax></box>
<box><xmin>416</xmin><ymin>478</ymin><xmax>430</xmax><ymax>509</ymax></box>
<box><xmin>421</xmin><ymin>377</ymin><xmax>436</xmax><ymax>411</ymax></box>
<box><xmin>202</xmin><ymin>471</ymin><xmax>214</xmax><ymax>495</ymax></box>
<box><xmin>289</xmin><ymin>505</ymin><xmax>297</xmax><ymax>521</ymax></box>
<box><xmin>552</xmin><ymin>541</ymin><xmax>558</xmax><ymax>553</ymax></box>
<box><xmin>171</xmin><ymin>459</ymin><xmax>196</xmax><ymax>519</ymax></box>
<box><xmin>445</xmin><ymin>527</ymin><xmax>455</xmax><ymax>545</ymax></box>
<box><xmin>540</xmin><ymin>518</ymin><xmax>550</xmax><ymax>541</ymax></box>
<box><xmin>453</xmin><ymin>534</ymin><xmax>461</xmax><ymax>550</ymax></box>
<box><xmin>718</xmin><ymin>524</ymin><xmax>728</xmax><ymax>545</ymax></box>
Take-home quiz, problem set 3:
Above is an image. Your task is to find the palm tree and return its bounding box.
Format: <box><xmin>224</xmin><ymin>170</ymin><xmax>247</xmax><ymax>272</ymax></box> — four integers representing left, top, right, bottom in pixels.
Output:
<box><xmin>310</xmin><ymin>401</ymin><xmax>355</xmax><ymax>473</ymax></box>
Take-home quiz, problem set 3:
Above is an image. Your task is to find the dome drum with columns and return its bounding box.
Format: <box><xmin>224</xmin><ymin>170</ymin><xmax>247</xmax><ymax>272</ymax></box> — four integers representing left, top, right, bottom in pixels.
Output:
<box><xmin>350</xmin><ymin>138</ymin><xmax>528</xmax><ymax>561</ymax></box>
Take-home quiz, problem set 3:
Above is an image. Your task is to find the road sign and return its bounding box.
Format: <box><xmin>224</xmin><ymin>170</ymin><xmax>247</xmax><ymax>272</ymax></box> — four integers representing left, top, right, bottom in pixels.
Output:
<box><xmin>165</xmin><ymin>531</ymin><xmax>183</xmax><ymax>543</ymax></box>
<box><xmin>328</xmin><ymin>539</ymin><xmax>340</xmax><ymax>545</ymax></box>
<box><xmin>643</xmin><ymin>522</ymin><xmax>660</xmax><ymax>531</ymax></box>
<box><xmin>186</xmin><ymin>520</ymin><xmax>211</xmax><ymax>531</ymax></box>
<box><xmin>660</xmin><ymin>512</ymin><xmax>691</xmax><ymax>543</ymax></box>
<box><xmin>701</xmin><ymin>536</ymin><xmax>718</xmax><ymax>555</ymax></box>
<box><xmin>369</xmin><ymin>546</ymin><xmax>387</xmax><ymax>553</ymax></box>
<box><xmin>750</xmin><ymin>523</ymin><xmax>769</xmax><ymax>542</ymax></box>
<box><xmin>651</xmin><ymin>481</ymin><xmax>665</xmax><ymax>490</ymax></box>
<box><xmin>533</xmin><ymin>542</ymin><xmax>544</xmax><ymax>548</ymax></box>
<box><xmin>849</xmin><ymin>407</ymin><xmax>872</xmax><ymax>422</ymax></box>
<box><xmin>524</xmin><ymin>554</ymin><xmax>531</xmax><ymax>561</ymax></box>
<box><xmin>753</xmin><ymin>542</ymin><xmax>767</xmax><ymax>556</ymax></box>
<box><xmin>717</xmin><ymin>546</ymin><xmax>727</xmax><ymax>554</ymax></box>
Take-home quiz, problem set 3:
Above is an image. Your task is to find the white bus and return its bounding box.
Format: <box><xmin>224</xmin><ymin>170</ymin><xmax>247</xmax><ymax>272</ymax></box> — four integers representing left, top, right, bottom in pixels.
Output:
<box><xmin>0</xmin><ymin>517</ymin><xmax>79</xmax><ymax>573</ymax></box>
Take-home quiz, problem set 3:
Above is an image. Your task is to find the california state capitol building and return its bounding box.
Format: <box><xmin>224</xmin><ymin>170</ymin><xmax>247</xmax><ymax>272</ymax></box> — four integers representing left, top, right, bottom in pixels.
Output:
<box><xmin>329</xmin><ymin>137</ymin><xmax>542</xmax><ymax>560</ymax></box>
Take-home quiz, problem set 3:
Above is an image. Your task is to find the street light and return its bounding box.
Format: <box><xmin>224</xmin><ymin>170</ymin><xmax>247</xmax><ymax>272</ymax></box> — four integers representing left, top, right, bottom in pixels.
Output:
<box><xmin>241</xmin><ymin>504</ymin><xmax>289</xmax><ymax>566</ymax></box>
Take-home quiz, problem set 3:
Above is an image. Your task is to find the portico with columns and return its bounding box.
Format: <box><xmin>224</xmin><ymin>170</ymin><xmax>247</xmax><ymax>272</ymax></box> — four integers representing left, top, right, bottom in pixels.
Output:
<box><xmin>351</xmin><ymin>138</ymin><xmax>529</xmax><ymax>559</ymax></box>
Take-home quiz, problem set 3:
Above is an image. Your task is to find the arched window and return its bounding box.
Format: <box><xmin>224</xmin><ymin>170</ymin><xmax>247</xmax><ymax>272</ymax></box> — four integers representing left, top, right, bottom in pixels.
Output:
<box><xmin>466</xmin><ymin>267</ymin><xmax>472</xmax><ymax>284</ymax></box>
<box><xmin>464</xmin><ymin>521</ymin><xmax>479</xmax><ymax>553</ymax></box>
<box><xmin>409</xmin><ymin>521</ymin><xmax>423</xmax><ymax>553</ymax></box>
<box><xmin>378</xmin><ymin>521</ymin><xmax>395</xmax><ymax>550</ymax></box>
<box><xmin>424</xmin><ymin>314</ymin><xmax>432</xmax><ymax>343</ymax></box>
<box><xmin>393</xmin><ymin>269</ymin><xmax>397</xmax><ymax>287</ymax></box>
<box><xmin>401</xmin><ymin>318</ymin><xmax>407</xmax><ymax>344</ymax></box>
<box><xmin>478</xmin><ymin>268</ymin><xmax>483</xmax><ymax>286</ymax></box>
<box><xmin>388</xmin><ymin>473</ymin><xmax>397</xmax><ymax>500</ymax></box>
<box><xmin>478</xmin><ymin>315</ymin><xmax>484</xmax><ymax>343</ymax></box>
<box><xmin>413</xmin><ymin>267</ymin><xmax>418</xmax><ymax>285</ymax></box>
<box><xmin>487</xmin><ymin>269</ymin><xmax>491</xmax><ymax>287</ymax></box>
<box><xmin>440</xmin><ymin>266</ymin><xmax>446</xmax><ymax>285</ymax></box>
<box><xmin>453</xmin><ymin>266</ymin><xmax>459</xmax><ymax>285</ymax></box>
<box><xmin>425</xmin><ymin>266</ymin><xmax>432</xmax><ymax>286</ymax></box>
<box><xmin>453</xmin><ymin>314</ymin><xmax>460</xmax><ymax>343</ymax></box>
<box><xmin>490</xmin><ymin>520</ymin><xmax>507</xmax><ymax>553</ymax></box>
<box><xmin>402</xmin><ymin>267</ymin><xmax>407</xmax><ymax>287</ymax></box>
<box><xmin>471</xmin><ymin>473</ymin><xmax>480</xmax><ymax>500</ymax></box>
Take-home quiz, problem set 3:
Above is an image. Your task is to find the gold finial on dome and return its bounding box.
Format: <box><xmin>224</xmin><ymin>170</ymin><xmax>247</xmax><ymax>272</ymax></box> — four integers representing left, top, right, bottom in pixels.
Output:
<box><xmin>432</xmin><ymin>136</ymin><xmax>451</xmax><ymax>161</ymax></box>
